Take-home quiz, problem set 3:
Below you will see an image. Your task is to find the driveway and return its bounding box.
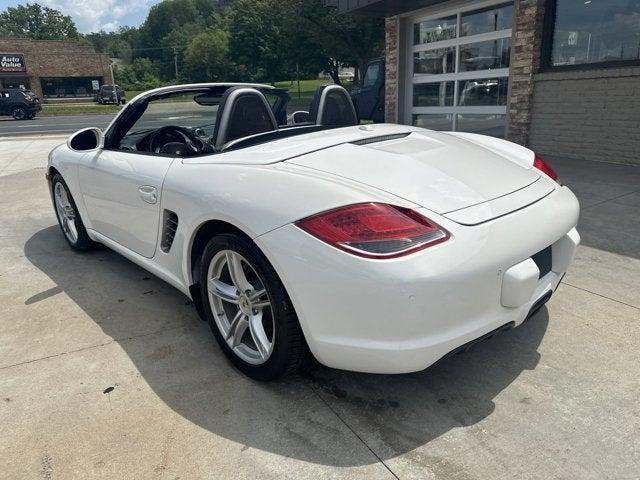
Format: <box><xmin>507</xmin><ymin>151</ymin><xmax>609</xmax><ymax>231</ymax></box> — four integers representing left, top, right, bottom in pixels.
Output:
<box><xmin>0</xmin><ymin>135</ymin><xmax>638</xmax><ymax>479</ymax></box>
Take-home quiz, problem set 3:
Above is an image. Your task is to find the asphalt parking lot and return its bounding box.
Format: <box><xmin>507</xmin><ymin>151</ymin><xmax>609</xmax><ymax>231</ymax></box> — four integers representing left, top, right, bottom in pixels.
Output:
<box><xmin>1</xmin><ymin>135</ymin><xmax>638</xmax><ymax>479</ymax></box>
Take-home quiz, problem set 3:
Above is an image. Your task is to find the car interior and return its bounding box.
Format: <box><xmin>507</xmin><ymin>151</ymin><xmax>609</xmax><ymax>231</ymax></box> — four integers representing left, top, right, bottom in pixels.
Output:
<box><xmin>104</xmin><ymin>84</ymin><xmax>358</xmax><ymax>157</ymax></box>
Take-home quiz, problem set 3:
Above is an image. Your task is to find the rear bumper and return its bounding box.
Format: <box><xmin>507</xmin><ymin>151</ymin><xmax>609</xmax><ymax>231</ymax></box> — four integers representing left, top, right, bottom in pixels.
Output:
<box><xmin>256</xmin><ymin>186</ymin><xmax>580</xmax><ymax>374</ymax></box>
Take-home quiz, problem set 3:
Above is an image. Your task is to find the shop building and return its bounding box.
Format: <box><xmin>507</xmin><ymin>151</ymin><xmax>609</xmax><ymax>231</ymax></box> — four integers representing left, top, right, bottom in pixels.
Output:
<box><xmin>0</xmin><ymin>39</ymin><xmax>113</xmax><ymax>101</ymax></box>
<box><xmin>333</xmin><ymin>0</ymin><xmax>640</xmax><ymax>165</ymax></box>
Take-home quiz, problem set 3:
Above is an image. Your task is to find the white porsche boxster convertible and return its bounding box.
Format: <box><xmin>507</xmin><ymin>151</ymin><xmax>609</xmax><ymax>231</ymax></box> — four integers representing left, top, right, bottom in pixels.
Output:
<box><xmin>47</xmin><ymin>83</ymin><xmax>580</xmax><ymax>380</ymax></box>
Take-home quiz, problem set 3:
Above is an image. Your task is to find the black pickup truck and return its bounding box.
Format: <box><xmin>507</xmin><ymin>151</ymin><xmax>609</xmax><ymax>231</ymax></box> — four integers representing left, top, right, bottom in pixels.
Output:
<box><xmin>0</xmin><ymin>89</ymin><xmax>41</xmax><ymax>120</ymax></box>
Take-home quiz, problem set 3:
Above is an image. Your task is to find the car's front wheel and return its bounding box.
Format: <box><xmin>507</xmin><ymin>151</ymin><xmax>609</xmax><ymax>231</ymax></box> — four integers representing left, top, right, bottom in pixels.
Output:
<box><xmin>12</xmin><ymin>106</ymin><xmax>26</xmax><ymax>120</ymax></box>
<box><xmin>199</xmin><ymin>233</ymin><xmax>309</xmax><ymax>381</ymax></box>
<box><xmin>51</xmin><ymin>174</ymin><xmax>96</xmax><ymax>251</ymax></box>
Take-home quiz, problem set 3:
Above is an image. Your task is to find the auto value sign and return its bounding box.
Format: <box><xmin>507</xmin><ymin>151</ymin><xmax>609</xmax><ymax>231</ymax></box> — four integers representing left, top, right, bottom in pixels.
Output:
<box><xmin>0</xmin><ymin>54</ymin><xmax>26</xmax><ymax>73</ymax></box>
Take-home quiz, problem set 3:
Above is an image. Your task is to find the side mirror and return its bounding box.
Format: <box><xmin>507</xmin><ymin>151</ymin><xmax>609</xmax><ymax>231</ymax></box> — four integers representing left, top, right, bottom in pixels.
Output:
<box><xmin>67</xmin><ymin>127</ymin><xmax>103</xmax><ymax>152</ymax></box>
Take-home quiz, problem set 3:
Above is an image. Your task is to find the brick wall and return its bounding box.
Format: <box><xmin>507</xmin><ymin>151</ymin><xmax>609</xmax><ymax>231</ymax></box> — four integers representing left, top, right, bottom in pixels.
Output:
<box><xmin>0</xmin><ymin>39</ymin><xmax>111</xmax><ymax>97</ymax></box>
<box><xmin>384</xmin><ymin>16</ymin><xmax>399</xmax><ymax>123</ymax></box>
<box><xmin>530</xmin><ymin>67</ymin><xmax>640</xmax><ymax>165</ymax></box>
<box><xmin>506</xmin><ymin>0</ymin><xmax>546</xmax><ymax>145</ymax></box>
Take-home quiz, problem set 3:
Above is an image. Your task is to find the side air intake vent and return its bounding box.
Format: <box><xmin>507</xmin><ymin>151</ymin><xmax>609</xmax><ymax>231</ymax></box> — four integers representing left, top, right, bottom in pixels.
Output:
<box><xmin>350</xmin><ymin>133</ymin><xmax>411</xmax><ymax>146</ymax></box>
<box><xmin>161</xmin><ymin>210</ymin><xmax>178</xmax><ymax>253</ymax></box>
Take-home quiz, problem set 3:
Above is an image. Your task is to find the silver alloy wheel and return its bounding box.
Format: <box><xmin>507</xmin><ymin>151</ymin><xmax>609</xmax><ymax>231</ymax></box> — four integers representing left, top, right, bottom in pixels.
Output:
<box><xmin>207</xmin><ymin>250</ymin><xmax>275</xmax><ymax>365</ymax></box>
<box><xmin>53</xmin><ymin>182</ymin><xmax>78</xmax><ymax>243</ymax></box>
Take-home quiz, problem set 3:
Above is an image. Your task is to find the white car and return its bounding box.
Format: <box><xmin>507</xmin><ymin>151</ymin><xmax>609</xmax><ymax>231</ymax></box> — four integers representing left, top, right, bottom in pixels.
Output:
<box><xmin>47</xmin><ymin>83</ymin><xmax>580</xmax><ymax>380</ymax></box>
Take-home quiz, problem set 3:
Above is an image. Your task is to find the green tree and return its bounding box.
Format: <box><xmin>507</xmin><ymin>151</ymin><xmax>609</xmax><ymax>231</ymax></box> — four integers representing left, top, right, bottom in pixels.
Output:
<box><xmin>288</xmin><ymin>0</ymin><xmax>384</xmax><ymax>85</ymax></box>
<box><xmin>183</xmin><ymin>30</ymin><xmax>230</xmax><ymax>82</ymax></box>
<box><xmin>115</xmin><ymin>58</ymin><xmax>163</xmax><ymax>90</ymax></box>
<box><xmin>225</xmin><ymin>0</ymin><xmax>383</xmax><ymax>85</ymax></box>
<box><xmin>0</xmin><ymin>3</ymin><xmax>78</xmax><ymax>40</ymax></box>
<box><xmin>227</xmin><ymin>0</ymin><xmax>291</xmax><ymax>82</ymax></box>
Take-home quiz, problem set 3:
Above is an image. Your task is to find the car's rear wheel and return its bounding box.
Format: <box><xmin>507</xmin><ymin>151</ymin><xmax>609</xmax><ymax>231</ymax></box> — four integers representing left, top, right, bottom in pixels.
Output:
<box><xmin>12</xmin><ymin>106</ymin><xmax>26</xmax><ymax>120</ymax></box>
<box><xmin>51</xmin><ymin>174</ymin><xmax>96</xmax><ymax>251</ymax></box>
<box><xmin>199</xmin><ymin>233</ymin><xmax>309</xmax><ymax>381</ymax></box>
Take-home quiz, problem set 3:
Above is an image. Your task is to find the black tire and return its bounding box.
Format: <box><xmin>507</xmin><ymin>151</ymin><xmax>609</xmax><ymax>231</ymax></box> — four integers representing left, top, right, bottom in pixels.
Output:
<box><xmin>26</xmin><ymin>113</ymin><xmax>36</xmax><ymax>120</ymax></box>
<box><xmin>51</xmin><ymin>173</ymin><xmax>97</xmax><ymax>251</ymax></box>
<box><xmin>198</xmin><ymin>233</ymin><xmax>310</xmax><ymax>381</ymax></box>
<box><xmin>12</xmin><ymin>106</ymin><xmax>26</xmax><ymax>120</ymax></box>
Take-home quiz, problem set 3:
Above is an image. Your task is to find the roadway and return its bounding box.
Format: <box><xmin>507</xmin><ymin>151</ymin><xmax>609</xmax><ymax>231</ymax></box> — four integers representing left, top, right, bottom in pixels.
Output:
<box><xmin>0</xmin><ymin>114</ymin><xmax>117</xmax><ymax>137</ymax></box>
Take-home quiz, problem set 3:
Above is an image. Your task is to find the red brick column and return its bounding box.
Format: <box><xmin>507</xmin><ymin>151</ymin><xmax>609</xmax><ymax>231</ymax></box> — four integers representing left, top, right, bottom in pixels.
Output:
<box><xmin>506</xmin><ymin>0</ymin><xmax>547</xmax><ymax>145</ymax></box>
<box><xmin>384</xmin><ymin>16</ymin><xmax>399</xmax><ymax>123</ymax></box>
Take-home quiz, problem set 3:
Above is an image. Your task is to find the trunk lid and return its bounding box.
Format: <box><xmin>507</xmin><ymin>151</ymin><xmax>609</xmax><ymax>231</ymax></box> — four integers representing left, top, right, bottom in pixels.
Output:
<box><xmin>288</xmin><ymin>131</ymin><xmax>542</xmax><ymax>216</ymax></box>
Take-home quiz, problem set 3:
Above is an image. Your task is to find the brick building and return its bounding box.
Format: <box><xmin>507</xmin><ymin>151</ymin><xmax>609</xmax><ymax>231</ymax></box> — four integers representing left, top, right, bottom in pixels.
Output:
<box><xmin>0</xmin><ymin>39</ymin><xmax>113</xmax><ymax>100</ymax></box>
<box><xmin>333</xmin><ymin>0</ymin><xmax>640</xmax><ymax>165</ymax></box>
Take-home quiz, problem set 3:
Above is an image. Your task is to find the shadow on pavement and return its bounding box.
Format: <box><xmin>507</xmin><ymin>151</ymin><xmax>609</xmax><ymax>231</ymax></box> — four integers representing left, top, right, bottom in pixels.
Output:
<box><xmin>549</xmin><ymin>156</ymin><xmax>640</xmax><ymax>260</ymax></box>
<box><xmin>25</xmin><ymin>225</ymin><xmax>548</xmax><ymax>467</ymax></box>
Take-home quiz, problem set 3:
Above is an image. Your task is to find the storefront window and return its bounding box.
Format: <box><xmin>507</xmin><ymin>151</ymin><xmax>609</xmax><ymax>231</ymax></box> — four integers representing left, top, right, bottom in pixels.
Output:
<box><xmin>414</xmin><ymin>15</ymin><xmax>457</xmax><ymax>44</ymax></box>
<box><xmin>459</xmin><ymin>38</ymin><xmax>511</xmax><ymax>72</ymax></box>
<box><xmin>41</xmin><ymin>77</ymin><xmax>102</xmax><ymax>97</ymax></box>
<box><xmin>0</xmin><ymin>78</ymin><xmax>30</xmax><ymax>90</ymax></box>
<box><xmin>414</xmin><ymin>48</ymin><xmax>456</xmax><ymax>75</ymax></box>
<box><xmin>458</xmin><ymin>78</ymin><xmax>509</xmax><ymax>106</ymax></box>
<box><xmin>549</xmin><ymin>0</ymin><xmax>640</xmax><ymax>67</ymax></box>
<box><xmin>456</xmin><ymin>114</ymin><xmax>506</xmax><ymax>138</ymax></box>
<box><xmin>461</xmin><ymin>3</ymin><xmax>514</xmax><ymax>37</ymax></box>
<box><xmin>412</xmin><ymin>114</ymin><xmax>454</xmax><ymax>131</ymax></box>
<box><xmin>413</xmin><ymin>82</ymin><xmax>454</xmax><ymax>107</ymax></box>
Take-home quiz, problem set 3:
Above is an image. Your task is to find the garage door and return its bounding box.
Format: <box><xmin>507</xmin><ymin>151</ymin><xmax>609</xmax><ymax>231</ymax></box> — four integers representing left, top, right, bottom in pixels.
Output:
<box><xmin>406</xmin><ymin>1</ymin><xmax>514</xmax><ymax>137</ymax></box>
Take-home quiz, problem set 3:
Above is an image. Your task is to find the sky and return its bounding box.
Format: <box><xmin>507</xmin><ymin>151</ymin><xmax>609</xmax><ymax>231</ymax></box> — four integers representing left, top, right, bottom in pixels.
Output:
<box><xmin>0</xmin><ymin>0</ymin><xmax>160</xmax><ymax>33</ymax></box>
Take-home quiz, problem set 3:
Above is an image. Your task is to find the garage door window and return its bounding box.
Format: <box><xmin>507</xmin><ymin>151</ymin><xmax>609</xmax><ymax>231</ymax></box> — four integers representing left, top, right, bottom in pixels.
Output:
<box><xmin>407</xmin><ymin>1</ymin><xmax>513</xmax><ymax>137</ymax></box>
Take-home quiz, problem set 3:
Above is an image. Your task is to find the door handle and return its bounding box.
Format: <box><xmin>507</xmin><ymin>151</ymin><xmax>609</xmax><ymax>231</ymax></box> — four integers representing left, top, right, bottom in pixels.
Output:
<box><xmin>138</xmin><ymin>185</ymin><xmax>158</xmax><ymax>204</ymax></box>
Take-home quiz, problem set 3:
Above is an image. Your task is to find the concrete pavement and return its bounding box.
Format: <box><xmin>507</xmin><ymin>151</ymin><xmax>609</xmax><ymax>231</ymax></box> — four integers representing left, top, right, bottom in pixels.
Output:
<box><xmin>0</xmin><ymin>136</ymin><xmax>638</xmax><ymax>479</ymax></box>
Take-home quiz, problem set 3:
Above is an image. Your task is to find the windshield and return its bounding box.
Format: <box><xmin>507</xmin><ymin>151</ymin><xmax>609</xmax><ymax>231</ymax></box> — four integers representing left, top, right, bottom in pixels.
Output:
<box><xmin>126</xmin><ymin>92</ymin><xmax>220</xmax><ymax>138</ymax></box>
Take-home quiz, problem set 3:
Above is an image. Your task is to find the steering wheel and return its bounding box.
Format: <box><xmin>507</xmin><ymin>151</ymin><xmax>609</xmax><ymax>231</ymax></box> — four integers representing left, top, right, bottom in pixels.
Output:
<box><xmin>148</xmin><ymin>126</ymin><xmax>203</xmax><ymax>155</ymax></box>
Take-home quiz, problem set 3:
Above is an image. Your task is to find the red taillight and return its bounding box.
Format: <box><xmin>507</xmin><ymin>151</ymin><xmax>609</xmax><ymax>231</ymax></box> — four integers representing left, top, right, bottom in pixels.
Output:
<box><xmin>295</xmin><ymin>203</ymin><xmax>450</xmax><ymax>259</ymax></box>
<box><xmin>533</xmin><ymin>154</ymin><xmax>559</xmax><ymax>182</ymax></box>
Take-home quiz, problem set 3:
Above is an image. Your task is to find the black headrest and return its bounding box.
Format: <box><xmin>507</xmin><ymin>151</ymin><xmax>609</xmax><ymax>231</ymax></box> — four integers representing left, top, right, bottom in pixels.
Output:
<box><xmin>213</xmin><ymin>87</ymin><xmax>278</xmax><ymax>150</ymax></box>
<box><xmin>309</xmin><ymin>85</ymin><xmax>358</xmax><ymax>127</ymax></box>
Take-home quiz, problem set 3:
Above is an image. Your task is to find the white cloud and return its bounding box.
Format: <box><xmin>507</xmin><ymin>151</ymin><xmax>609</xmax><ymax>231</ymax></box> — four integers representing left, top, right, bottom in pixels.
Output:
<box><xmin>41</xmin><ymin>0</ymin><xmax>153</xmax><ymax>32</ymax></box>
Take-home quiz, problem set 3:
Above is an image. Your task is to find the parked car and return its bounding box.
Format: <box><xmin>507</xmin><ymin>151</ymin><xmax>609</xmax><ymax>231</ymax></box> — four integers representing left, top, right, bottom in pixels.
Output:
<box><xmin>338</xmin><ymin>71</ymin><xmax>355</xmax><ymax>82</ymax></box>
<box><xmin>351</xmin><ymin>58</ymin><xmax>385</xmax><ymax>123</ymax></box>
<box><xmin>0</xmin><ymin>88</ymin><xmax>41</xmax><ymax>120</ymax></box>
<box><xmin>48</xmin><ymin>82</ymin><xmax>580</xmax><ymax>381</ymax></box>
<box><xmin>96</xmin><ymin>85</ymin><xmax>126</xmax><ymax>105</ymax></box>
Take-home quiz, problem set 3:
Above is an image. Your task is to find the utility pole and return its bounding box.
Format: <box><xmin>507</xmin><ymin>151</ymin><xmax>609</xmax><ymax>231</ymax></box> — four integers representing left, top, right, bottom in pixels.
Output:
<box><xmin>173</xmin><ymin>47</ymin><xmax>179</xmax><ymax>79</ymax></box>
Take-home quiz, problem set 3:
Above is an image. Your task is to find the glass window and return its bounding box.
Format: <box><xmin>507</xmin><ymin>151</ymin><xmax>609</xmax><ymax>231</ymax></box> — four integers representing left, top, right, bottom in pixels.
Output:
<box><xmin>456</xmin><ymin>114</ymin><xmax>506</xmax><ymax>137</ymax></box>
<box><xmin>363</xmin><ymin>62</ymin><xmax>381</xmax><ymax>87</ymax></box>
<box><xmin>550</xmin><ymin>0</ymin><xmax>640</xmax><ymax>66</ymax></box>
<box><xmin>412</xmin><ymin>113</ymin><xmax>454</xmax><ymax>131</ymax></box>
<box><xmin>127</xmin><ymin>92</ymin><xmax>218</xmax><ymax>137</ymax></box>
<box><xmin>413</xmin><ymin>82</ymin><xmax>454</xmax><ymax>107</ymax></box>
<box><xmin>458</xmin><ymin>78</ymin><xmax>509</xmax><ymax>106</ymax></box>
<box><xmin>459</xmin><ymin>38</ymin><xmax>511</xmax><ymax>72</ymax></box>
<box><xmin>41</xmin><ymin>77</ymin><xmax>102</xmax><ymax>98</ymax></box>
<box><xmin>414</xmin><ymin>48</ymin><xmax>456</xmax><ymax>75</ymax></box>
<box><xmin>461</xmin><ymin>3</ymin><xmax>514</xmax><ymax>37</ymax></box>
<box><xmin>414</xmin><ymin>15</ymin><xmax>457</xmax><ymax>44</ymax></box>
